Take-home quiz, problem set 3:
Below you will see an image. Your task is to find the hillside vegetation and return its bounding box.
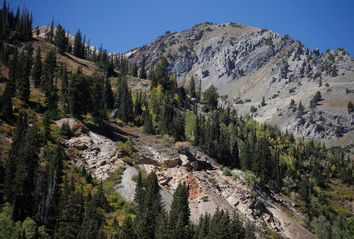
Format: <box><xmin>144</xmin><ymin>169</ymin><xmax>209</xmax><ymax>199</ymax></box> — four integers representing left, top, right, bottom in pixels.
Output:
<box><xmin>0</xmin><ymin>2</ymin><xmax>353</xmax><ymax>239</ymax></box>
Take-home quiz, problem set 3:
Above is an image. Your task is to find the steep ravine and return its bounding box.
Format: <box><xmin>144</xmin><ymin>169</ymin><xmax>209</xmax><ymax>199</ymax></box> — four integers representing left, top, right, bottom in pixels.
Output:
<box><xmin>62</xmin><ymin>119</ymin><xmax>317</xmax><ymax>239</ymax></box>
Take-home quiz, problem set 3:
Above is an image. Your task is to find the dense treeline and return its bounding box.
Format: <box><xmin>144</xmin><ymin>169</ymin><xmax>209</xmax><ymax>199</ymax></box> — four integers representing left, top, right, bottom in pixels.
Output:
<box><xmin>40</xmin><ymin>17</ymin><xmax>134</xmax><ymax>78</ymax></box>
<box><xmin>124</xmin><ymin>172</ymin><xmax>254</xmax><ymax>239</ymax></box>
<box><xmin>0</xmin><ymin>1</ymin><xmax>32</xmax><ymax>66</ymax></box>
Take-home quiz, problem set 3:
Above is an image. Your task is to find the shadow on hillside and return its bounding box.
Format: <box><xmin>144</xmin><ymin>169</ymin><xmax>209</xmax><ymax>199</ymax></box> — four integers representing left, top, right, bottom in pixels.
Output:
<box><xmin>86</xmin><ymin>121</ymin><xmax>137</xmax><ymax>142</ymax></box>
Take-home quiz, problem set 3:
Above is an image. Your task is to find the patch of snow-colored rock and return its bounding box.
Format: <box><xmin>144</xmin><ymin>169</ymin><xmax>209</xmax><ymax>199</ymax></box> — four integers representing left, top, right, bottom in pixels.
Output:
<box><xmin>65</xmin><ymin>131</ymin><xmax>125</xmax><ymax>179</ymax></box>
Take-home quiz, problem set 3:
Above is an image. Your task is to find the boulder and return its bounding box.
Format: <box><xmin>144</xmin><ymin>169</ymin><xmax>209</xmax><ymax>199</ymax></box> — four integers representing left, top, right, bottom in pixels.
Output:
<box><xmin>55</xmin><ymin>118</ymin><xmax>88</xmax><ymax>135</ymax></box>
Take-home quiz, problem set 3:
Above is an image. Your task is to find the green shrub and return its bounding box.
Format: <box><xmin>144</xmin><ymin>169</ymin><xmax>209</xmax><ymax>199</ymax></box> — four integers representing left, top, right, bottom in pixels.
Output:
<box><xmin>223</xmin><ymin>167</ymin><xmax>232</xmax><ymax>176</ymax></box>
<box><xmin>122</xmin><ymin>156</ymin><xmax>139</xmax><ymax>166</ymax></box>
<box><xmin>250</xmin><ymin>106</ymin><xmax>257</xmax><ymax>113</ymax></box>
<box><xmin>59</xmin><ymin>122</ymin><xmax>73</xmax><ymax>138</ymax></box>
<box><xmin>116</xmin><ymin>139</ymin><xmax>134</xmax><ymax>154</ymax></box>
<box><xmin>244</xmin><ymin>170</ymin><xmax>260</xmax><ymax>187</ymax></box>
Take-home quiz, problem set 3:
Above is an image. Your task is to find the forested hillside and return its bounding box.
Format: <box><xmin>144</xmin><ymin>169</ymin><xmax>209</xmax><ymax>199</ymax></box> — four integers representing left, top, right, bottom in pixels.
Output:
<box><xmin>0</xmin><ymin>2</ymin><xmax>353</xmax><ymax>239</ymax></box>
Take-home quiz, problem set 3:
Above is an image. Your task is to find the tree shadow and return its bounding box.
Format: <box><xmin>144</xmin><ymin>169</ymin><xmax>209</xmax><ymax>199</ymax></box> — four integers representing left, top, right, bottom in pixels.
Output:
<box><xmin>86</xmin><ymin>121</ymin><xmax>138</xmax><ymax>143</ymax></box>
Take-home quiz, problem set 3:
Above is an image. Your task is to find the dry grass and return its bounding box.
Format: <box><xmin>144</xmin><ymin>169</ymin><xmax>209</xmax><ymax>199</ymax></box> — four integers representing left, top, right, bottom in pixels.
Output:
<box><xmin>33</xmin><ymin>38</ymin><xmax>100</xmax><ymax>75</ymax></box>
<box><xmin>323</xmin><ymin>179</ymin><xmax>354</xmax><ymax>215</ymax></box>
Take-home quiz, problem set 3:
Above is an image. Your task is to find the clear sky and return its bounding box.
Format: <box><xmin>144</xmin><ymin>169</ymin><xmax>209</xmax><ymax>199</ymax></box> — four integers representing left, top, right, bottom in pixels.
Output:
<box><xmin>8</xmin><ymin>0</ymin><xmax>354</xmax><ymax>56</ymax></box>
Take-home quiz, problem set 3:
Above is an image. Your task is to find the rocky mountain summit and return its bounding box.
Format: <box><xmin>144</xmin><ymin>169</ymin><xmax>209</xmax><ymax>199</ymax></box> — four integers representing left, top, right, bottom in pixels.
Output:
<box><xmin>127</xmin><ymin>22</ymin><xmax>354</xmax><ymax>146</ymax></box>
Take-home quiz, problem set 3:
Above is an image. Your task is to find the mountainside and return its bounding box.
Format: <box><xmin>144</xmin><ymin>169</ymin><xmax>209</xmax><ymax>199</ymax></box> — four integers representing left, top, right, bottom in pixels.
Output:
<box><xmin>1</xmin><ymin>4</ymin><xmax>354</xmax><ymax>239</ymax></box>
<box><xmin>127</xmin><ymin>22</ymin><xmax>354</xmax><ymax>146</ymax></box>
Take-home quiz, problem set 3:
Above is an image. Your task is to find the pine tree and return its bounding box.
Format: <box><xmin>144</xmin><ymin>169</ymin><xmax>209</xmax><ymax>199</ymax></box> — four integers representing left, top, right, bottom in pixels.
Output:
<box><xmin>55</xmin><ymin>24</ymin><xmax>68</xmax><ymax>54</ymax></box>
<box><xmin>68</xmin><ymin>69</ymin><xmax>92</xmax><ymax>118</ymax></box>
<box><xmin>18</xmin><ymin>45</ymin><xmax>33</xmax><ymax>104</ymax></box>
<box><xmin>134</xmin><ymin>93</ymin><xmax>143</xmax><ymax>117</ymax></box>
<box><xmin>296</xmin><ymin>101</ymin><xmax>305</xmax><ymax>118</ymax></box>
<box><xmin>159</xmin><ymin>95</ymin><xmax>174</xmax><ymax>135</ymax></box>
<box><xmin>203</xmin><ymin>85</ymin><xmax>219</xmax><ymax>111</ymax></box>
<box><xmin>41</xmin><ymin>49</ymin><xmax>57</xmax><ymax>96</ymax></box>
<box><xmin>78</xmin><ymin>191</ymin><xmax>106</xmax><ymax>239</ymax></box>
<box><xmin>155</xmin><ymin>211</ymin><xmax>170</xmax><ymax>239</ymax></box>
<box><xmin>91</xmin><ymin>76</ymin><xmax>106</xmax><ymax>125</ymax></box>
<box><xmin>139</xmin><ymin>58</ymin><xmax>147</xmax><ymax>79</ymax></box>
<box><xmin>261</xmin><ymin>96</ymin><xmax>266</xmax><ymax>107</ymax></box>
<box><xmin>228</xmin><ymin>213</ymin><xmax>245</xmax><ymax>239</ymax></box>
<box><xmin>244</xmin><ymin>222</ymin><xmax>256</xmax><ymax>239</ymax></box>
<box><xmin>169</xmin><ymin>183</ymin><xmax>191</xmax><ymax>239</ymax></box>
<box><xmin>195</xmin><ymin>214</ymin><xmax>210</xmax><ymax>239</ymax></box>
<box><xmin>135</xmin><ymin>172</ymin><xmax>162</xmax><ymax>239</ymax></box>
<box><xmin>130</xmin><ymin>63</ymin><xmax>138</xmax><ymax>77</ymax></box>
<box><xmin>36</xmin><ymin>145</ymin><xmax>65</xmax><ymax>229</ymax></box>
<box><xmin>59</xmin><ymin>64</ymin><xmax>70</xmax><ymax>114</ymax></box>
<box><xmin>119</xmin><ymin>216</ymin><xmax>136</xmax><ymax>239</ymax></box>
<box><xmin>189</xmin><ymin>77</ymin><xmax>197</xmax><ymax>99</ymax></box>
<box><xmin>1</xmin><ymin>80</ymin><xmax>13</xmax><ymax>120</ymax></box>
<box><xmin>41</xmin><ymin>111</ymin><xmax>51</xmax><ymax>142</ymax></box>
<box><xmin>347</xmin><ymin>101</ymin><xmax>354</xmax><ymax>114</ymax></box>
<box><xmin>134</xmin><ymin>171</ymin><xmax>145</xmax><ymax>214</ymax></box>
<box><xmin>31</xmin><ymin>47</ymin><xmax>42</xmax><ymax>88</ymax></box>
<box><xmin>207</xmin><ymin>209</ymin><xmax>231</xmax><ymax>239</ymax></box>
<box><xmin>5</xmin><ymin>112</ymin><xmax>40</xmax><ymax>221</ymax></box>
<box><xmin>114</xmin><ymin>76</ymin><xmax>133</xmax><ymax>122</ymax></box>
<box><xmin>0</xmin><ymin>1</ymin><xmax>10</xmax><ymax>40</ymax></box>
<box><xmin>143</xmin><ymin>109</ymin><xmax>154</xmax><ymax>134</ymax></box>
<box><xmin>104</xmin><ymin>77</ymin><xmax>114</xmax><ymax>110</ymax></box>
<box><xmin>46</xmin><ymin>17</ymin><xmax>54</xmax><ymax>42</ymax></box>
<box><xmin>155</xmin><ymin>57</ymin><xmax>169</xmax><ymax>90</ymax></box>
<box><xmin>7</xmin><ymin>50</ymin><xmax>18</xmax><ymax>96</ymax></box>
<box><xmin>73</xmin><ymin>30</ymin><xmax>83</xmax><ymax>58</ymax></box>
<box><xmin>54</xmin><ymin>179</ymin><xmax>84</xmax><ymax>239</ymax></box>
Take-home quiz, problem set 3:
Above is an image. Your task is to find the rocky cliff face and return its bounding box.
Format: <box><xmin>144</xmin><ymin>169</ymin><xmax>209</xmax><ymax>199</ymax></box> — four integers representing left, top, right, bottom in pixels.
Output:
<box><xmin>127</xmin><ymin>22</ymin><xmax>354</xmax><ymax>146</ymax></box>
<box><xmin>60</xmin><ymin>121</ymin><xmax>316</xmax><ymax>239</ymax></box>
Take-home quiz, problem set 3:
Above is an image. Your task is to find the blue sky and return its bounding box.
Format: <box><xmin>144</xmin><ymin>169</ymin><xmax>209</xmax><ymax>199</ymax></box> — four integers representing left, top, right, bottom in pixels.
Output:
<box><xmin>8</xmin><ymin>0</ymin><xmax>354</xmax><ymax>55</ymax></box>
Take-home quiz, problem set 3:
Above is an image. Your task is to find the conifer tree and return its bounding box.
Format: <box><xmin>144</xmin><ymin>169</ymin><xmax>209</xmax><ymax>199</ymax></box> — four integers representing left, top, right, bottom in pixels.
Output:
<box><xmin>347</xmin><ymin>101</ymin><xmax>353</xmax><ymax>114</ymax></box>
<box><xmin>5</xmin><ymin>112</ymin><xmax>40</xmax><ymax>221</ymax></box>
<box><xmin>244</xmin><ymin>222</ymin><xmax>256</xmax><ymax>239</ymax></box>
<box><xmin>194</xmin><ymin>214</ymin><xmax>210</xmax><ymax>239</ymax></box>
<box><xmin>143</xmin><ymin>109</ymin><xmax>154</xmax><ymax>134</ymax></box>
<box><xmin>36</xmin><ymin>145</ymin><xmax>65</xmax><ymax>229</ymax></box>
<box><xmin>73</xmin><ymin>30</ymin><xmax>83</xmax><ymax>58</ymax></box>
<box><xmin>139</xmin><ymin>58</ymin><xmax>147</xmax><ymax>79</ymax></box>
<box><xmin>59</xmin><ymin>64</ymin><xmax>70</xmax><ymax>114</ymax></box>
<box><xmin>55</xmin><ymin>24</ymin><xmax>68</xmax><ymax>54</ymax></box>
<box><xmin>55</xmin><ymin>178</ymin><xmax>84</xmax><ymax>239</ymax></box>
<box><xmin>134</xmin><ymin>172</ymin><xmax>145</xmax><ymax>214</ymax></box>
<box><xmin>68</xmin><ymin>69</ymin><xmax>92</xmax><ymax>118</ymax></box>
<box><xmin>6</xmin><ymin>50</ymin><xmax>18</xmax><ymax>96</ymax></box>
<box><xmin>189</xmin><ymin>77</ymin><xmax>197</xmax><ymax>99</ymax></box>
<box><xmin>296</xmin><ymin>101</ymin><xmax>305</xmax><ymax>118</ymax></box>
<box><xmin>155</xmin><ymin>211</ymin><xmax>170</xmax><ymax>239</ymax></box>
<box><xmin>46</xmin><ymin>17</ymin><xmax>54</xmax><ymax>42</ymax></box>
<box><xmin>31</xmin><ymin>47</ymin><xmax>42</xmax><ymax>88</ymax></box>
<box><xmin>135</xmin><ymin>172</ymin><xmax>162</xmax><ymax>239</ymax></box>
<box><xmin>203</xmin><ymin>85</ymin><xmax>219</xmax><ymax>111</ymax></box>
<box><xmin>120</xmin><ymin>216</ymin><xmax>136</xmax><ymax>239</ymax></box>
<box><xmin>41</xmin><ymin>49</ymin><xmax>57</xmax><ymax>95</ymax></box>
<box><xmin>91</xmin><ymin>76</ymin><xmax>106</xmax><ymax>125</ymax></box>
<box><xmin>114</xmin><ymin>76</ymin><xmax>133</xmax><ymax>122</ymax></box>
<box><xmin>154</xmin><ymin>57</ymin><xmax>169</xmax><ymax>90</ymax></box>
<box><xmin>18</xmin><ymin>45</ymin><xmax>33</xmax><ymax>104</ymax></box>
<box><xmin>130</xmin><ymin>63</ymin><xmax>138</xmax><ymax>77</ymax></box>
<box><xmin>104</xmin><ymin>77</ymin><xmax>114</xmax><ymax>110</ymax></box>
<box><xmin>169</xmin><ymin>183</ymin><xmax>191</xmax><ymax>239</ymax></box>
<box><xmin>1</xmin><ymin>80</ymin><xmax>13</xmax><ymax>120</ymax></box>
<box><xmin>78</xmin><ymin>191</ymin><xmax>106</xmax><ymax>239</ymax></box>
